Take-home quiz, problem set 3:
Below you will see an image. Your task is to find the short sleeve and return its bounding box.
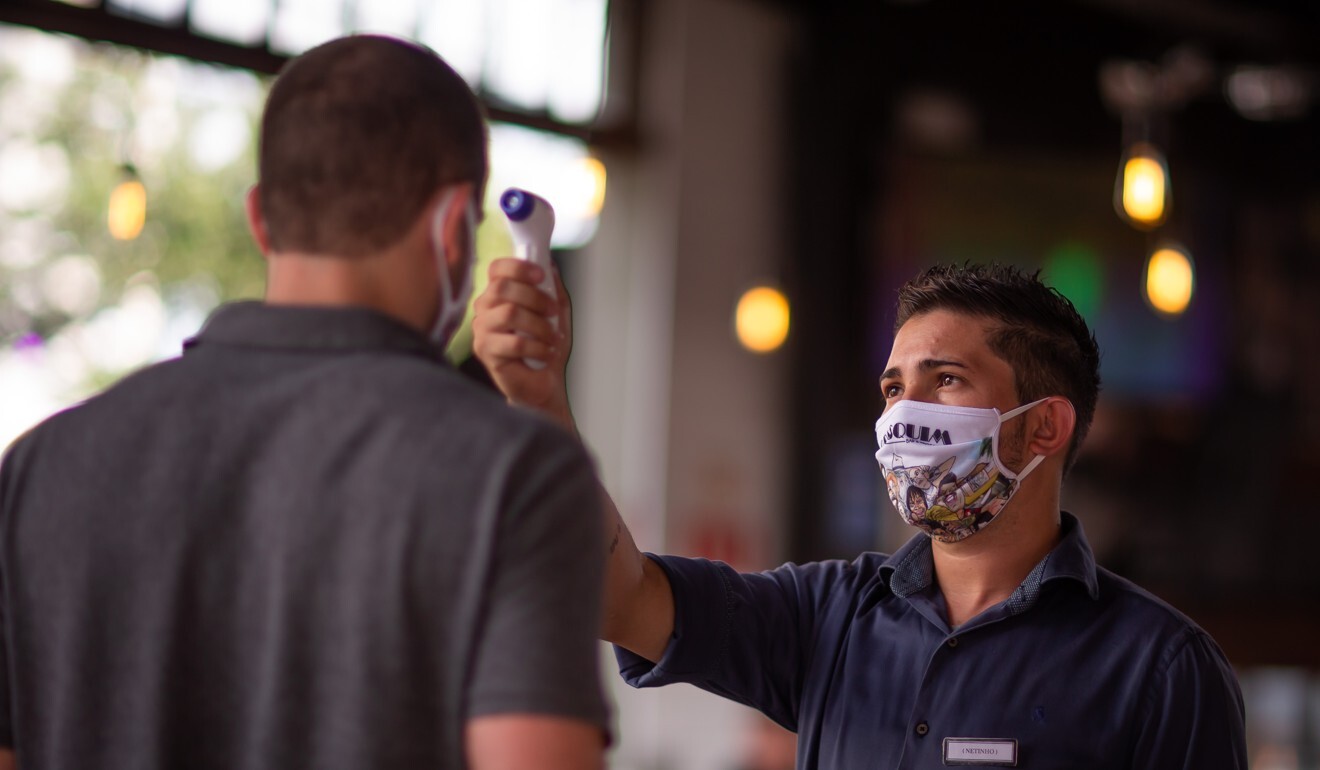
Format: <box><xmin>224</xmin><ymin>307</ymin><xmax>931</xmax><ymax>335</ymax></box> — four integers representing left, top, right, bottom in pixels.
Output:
<box><xmin>465</xmin><ymin>426</ymin><xmax>610</xmax><ymax>730</ymax></box>
<box><xmin>614</xmin><ymin>555</ymin><xmax>859</xmax><ymax>731</ymax></box>
<box><xmin>1130</xmin><ymin>629</ymin><xmax>1247</xmax><ymax>769</ymax></box>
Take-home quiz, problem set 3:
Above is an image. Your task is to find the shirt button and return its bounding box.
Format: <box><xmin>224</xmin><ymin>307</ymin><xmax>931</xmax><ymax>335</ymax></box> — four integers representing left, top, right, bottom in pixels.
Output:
<box><xmin>947</xmin><ymin>637</ymin><xmax>959</xmax><ymax>648</ymax></box>
<box><xmin>915</xmin><ymin>722</ymin><xmax>930</xmax><ymax>736</ymax></box>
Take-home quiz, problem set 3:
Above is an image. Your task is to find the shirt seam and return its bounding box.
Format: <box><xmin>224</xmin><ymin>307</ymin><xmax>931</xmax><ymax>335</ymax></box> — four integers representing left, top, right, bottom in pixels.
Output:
<box><xmin>1130</xmin><ymin>624</ymin><xmax>1197</xmax><ymax>756</ymax></box>
<box><xmin>713</xmin><ymin>564</ymin><xmax>738</xmax><ymax>680</ymax></box>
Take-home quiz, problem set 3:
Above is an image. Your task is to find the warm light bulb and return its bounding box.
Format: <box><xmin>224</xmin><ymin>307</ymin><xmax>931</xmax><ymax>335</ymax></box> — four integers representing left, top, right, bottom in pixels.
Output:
<box><xmin>580</xmin><ymin>156</ymin><xmax>607</xmax><ymax>217</ymax></box>
<box><xmin>1144</xmin><ymin>246</ymin><xmax>1194</xmax><ymax>317</ymax></box>
<box><xmin>108</xmin><ymin>176</ymin><xmax>146</xmax><ymax>240</ymax></box>
<box><xmin>735</xmin><ymin>286</ymin><xmax>790</xmax><ymax>353</ymax></box>
<box><xmin>1115</xmin><ymin>143</ymin><xmax>1169</xmax><ymax>229</ymax></box>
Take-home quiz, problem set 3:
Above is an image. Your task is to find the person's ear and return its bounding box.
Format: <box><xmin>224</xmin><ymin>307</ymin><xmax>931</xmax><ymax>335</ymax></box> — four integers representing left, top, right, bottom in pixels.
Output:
<box><xmin>1026</xmin><ymin>397</ymin><xmax>1076</xmax><ymax>459</ymax></box>
<box><xmin>437</xmin><ymin>182</ymin><xmax>477</xmax><ymax>272</ymax></box>
<box><xmin>244</xmin><ymin>186</ymin><xmax>272</xmax><ymax>258</ymax></box>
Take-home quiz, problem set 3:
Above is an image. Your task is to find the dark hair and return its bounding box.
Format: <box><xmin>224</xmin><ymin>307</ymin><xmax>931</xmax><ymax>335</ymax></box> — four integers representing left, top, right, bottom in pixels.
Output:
<box><xmin>257</xmin><ymin>35</ymin><xmax>488</xmax><ymax>256</ymax></box>
<box><xmin>894</xmin><ymin>263</ymin><xmax>1101</xmax><ymax>474</ymax></box>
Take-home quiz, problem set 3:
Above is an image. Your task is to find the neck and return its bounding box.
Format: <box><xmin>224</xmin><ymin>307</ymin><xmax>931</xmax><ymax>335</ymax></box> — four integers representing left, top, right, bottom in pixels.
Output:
<box><xmin>930</xmin><ymin>482</ymin><xmax>1062</xmax><ymax>628</ymax></box>
<box><xmin>264</xmin><ymin>247</ymin><xmax>434</xmax><ymax>333</ymax></box>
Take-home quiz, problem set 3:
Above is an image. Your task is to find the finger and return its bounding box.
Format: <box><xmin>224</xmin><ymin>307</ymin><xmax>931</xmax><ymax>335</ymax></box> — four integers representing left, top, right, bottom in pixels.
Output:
<box><xmin>473</xmin><ymin>322</ymin><xmax>559</xmax><ymax>365</ymax></box>
<box><xmin>487</xmin><ymin>257</ymin><xmax>546</xmax><ymax>285</ymax></box>
<box><xmin>473</xmin><ymin>303</ymin><xmax>559</xmax><ymax>345</ymax></box>
<box><xmin>481</xmin><ymin>276</ymin><xmax>558</xmax><ymax>317</ymax></box>
<box><xmin>474</xmin><ymin>276</ymin><xmax>550</xmax><ymax>316</ymax></box>
<box><xmin>550</xmin><ymin>267</ymin><xmax>572</xmax><ymax>337</ymax></box>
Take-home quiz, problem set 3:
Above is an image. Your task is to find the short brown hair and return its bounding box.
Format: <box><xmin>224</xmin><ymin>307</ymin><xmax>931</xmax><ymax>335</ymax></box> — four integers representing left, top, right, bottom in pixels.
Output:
<box><xmin>257</xmin><ymin>35</ymin><xmax>488</xmax><ymax>256</ymax></box>
<box><xmin>895</xmin><ymin>263</ymin><xmax>1102</xmax><ymax>474</ymax></box>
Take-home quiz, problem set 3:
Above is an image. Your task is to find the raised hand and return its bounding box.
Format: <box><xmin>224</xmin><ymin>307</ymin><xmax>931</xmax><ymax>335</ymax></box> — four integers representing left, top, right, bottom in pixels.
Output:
<box><xmin>472</xmin><ymin>257</ymin><xmax>575</xmax><ymax>430</ymax></box>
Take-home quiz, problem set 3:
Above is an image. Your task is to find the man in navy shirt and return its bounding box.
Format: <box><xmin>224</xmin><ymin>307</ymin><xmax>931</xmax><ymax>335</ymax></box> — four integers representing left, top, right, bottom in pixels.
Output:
<box><xmin>474</xmin><ymin>261</ymin><xmax>1247</xmax><ymax>768</ymax></box>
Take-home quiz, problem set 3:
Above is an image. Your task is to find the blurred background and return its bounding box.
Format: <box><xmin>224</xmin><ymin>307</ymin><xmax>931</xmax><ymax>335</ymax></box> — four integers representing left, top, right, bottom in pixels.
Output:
<box><xmin>1</xmin><ymin>0</ymin><xmax>1318</xmax><ymax>767</ymax></box>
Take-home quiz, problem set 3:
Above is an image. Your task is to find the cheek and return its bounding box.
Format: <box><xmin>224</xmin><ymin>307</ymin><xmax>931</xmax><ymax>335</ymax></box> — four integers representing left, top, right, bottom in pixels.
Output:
<box><xmin>999</xmin><ymin>421</ymin><xmax>1028</xmax><ymax>466</ymax></box>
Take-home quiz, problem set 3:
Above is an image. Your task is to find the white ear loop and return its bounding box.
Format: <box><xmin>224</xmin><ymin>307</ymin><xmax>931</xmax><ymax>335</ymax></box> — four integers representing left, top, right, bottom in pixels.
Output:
<box><xmin>994</xmin><ymin>397</ymin><xmax>1050</xmax><ymax>481</ymax></box>
<box><xmin>429</xmin><ymin>188</ymin><xmax>475</xmax><ymax>345</ymax></box>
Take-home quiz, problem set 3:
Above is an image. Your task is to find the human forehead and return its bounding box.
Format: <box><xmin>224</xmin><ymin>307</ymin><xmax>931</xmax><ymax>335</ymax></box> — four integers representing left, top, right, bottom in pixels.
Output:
<box><xmin>884</xmin><ymin>309</ymin><xmax>1002</xmax><ymax>371</ymax></box>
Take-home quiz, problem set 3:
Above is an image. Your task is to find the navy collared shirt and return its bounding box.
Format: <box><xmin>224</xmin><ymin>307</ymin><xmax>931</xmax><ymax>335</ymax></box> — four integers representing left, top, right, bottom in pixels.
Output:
<box><xmin>616</xmin><ymin>514</ymin><xmax>1246</xmax><ymax>768</ymax></box>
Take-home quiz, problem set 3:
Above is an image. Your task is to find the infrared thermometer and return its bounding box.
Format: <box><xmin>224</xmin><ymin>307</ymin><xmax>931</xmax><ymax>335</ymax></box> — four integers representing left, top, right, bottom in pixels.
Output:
<box><xmin>499</xmin><ymin>188</ymin><xmax>557</xmax><ymax>368</ymax></box>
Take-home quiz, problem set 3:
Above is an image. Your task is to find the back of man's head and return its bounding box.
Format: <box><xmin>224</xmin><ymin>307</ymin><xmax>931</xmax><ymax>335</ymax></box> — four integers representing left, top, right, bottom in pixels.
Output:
<box><xmin>257</xmin><ymin>35</ymin><xmax>487</xmax><ymax>257</ymax></box>
<box><xmin>894</xmin><ymin>263</ymin><xmax>1102</xmax><ymax>474</ymax></box>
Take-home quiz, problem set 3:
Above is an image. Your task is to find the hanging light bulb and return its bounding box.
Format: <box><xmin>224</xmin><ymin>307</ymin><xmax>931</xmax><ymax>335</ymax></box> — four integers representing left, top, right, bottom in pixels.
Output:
<box><xmin>1143</xmin><ymin>244</ymin><xmax>1194</xmax><ymax>317</ymax></box>
<box><xmin>735</xmin><ymin>286</ymin><xmax>790</xmax><ymax>353</ymax></box>
<box><xmin>577</xmin><ymin>156</ymin><xmax>607</xmax><ymax>218</ymax></box>
<box><xmin>108</xmin><ymin>165</ymin><xmax>146</xmax><ymax>241</ymax></box>
<box><xmin>1114</xmin><ymin>142</ymin><xmax>1169</xmax><ymax>229</ymax></box>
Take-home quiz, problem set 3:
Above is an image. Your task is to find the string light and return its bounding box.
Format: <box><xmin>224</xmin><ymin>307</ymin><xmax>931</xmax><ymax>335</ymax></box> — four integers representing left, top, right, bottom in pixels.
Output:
<box><xmin>1114</xmin><ymin>142</ymin><xmax>1169</xmax><ymax>229</ymax></box>
<box><xmin>108</xmin><ymin>165</ymin><xmax>146</xmax><ymax>240</ymax></box>
<box><xmin>735</xmin><ymin>286</ymin><xmax>790</xmax><ymax>353</ymax></box>
<box><xmin>578</xmin><ymin>156</ymin><xmax>607</xmax><ymax>218</ymax></box>
<box><xmin>1143</xmin><ymin>244</ymin><xmax>1194</xmax><ymax>317</ymax></box>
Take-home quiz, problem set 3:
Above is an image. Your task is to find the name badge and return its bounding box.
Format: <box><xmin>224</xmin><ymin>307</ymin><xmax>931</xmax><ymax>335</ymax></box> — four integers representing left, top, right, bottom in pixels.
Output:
<box><xmin>943</xmin><ymin>737</ymin><xmax>1018</xmax><ymax>766</ymax></box>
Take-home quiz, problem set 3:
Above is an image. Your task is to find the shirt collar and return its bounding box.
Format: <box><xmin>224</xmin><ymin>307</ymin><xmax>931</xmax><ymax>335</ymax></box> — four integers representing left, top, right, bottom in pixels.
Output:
<box><xmin>878</xmin><ymin>511</ymin><xmax>1101</xmax><ymax>609</ymax></box>
<box><xmin>183</xmin><ymin>301</ymin><xmax>443</xmax><ymax>360</ymax></box>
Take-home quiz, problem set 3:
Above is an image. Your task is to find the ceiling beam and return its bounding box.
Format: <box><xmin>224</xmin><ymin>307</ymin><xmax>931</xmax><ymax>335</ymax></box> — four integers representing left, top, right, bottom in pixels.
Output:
<box><xmin>0</xmin><ymin>0</ymin><xmax>638</xmax><ymax>148</ymax></box>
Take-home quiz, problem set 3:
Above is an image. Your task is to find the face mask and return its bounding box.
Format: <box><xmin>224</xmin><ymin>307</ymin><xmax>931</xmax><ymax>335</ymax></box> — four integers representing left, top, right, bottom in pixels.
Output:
<box><xmin>429</xmin><ymin>189</ymin><xmax>479</xmax><ymax>346</ymax></box>
<box><xmin>874</xmin><ymin>398</ymin><xmax>1048</xmax><ymax>543</ymax></box>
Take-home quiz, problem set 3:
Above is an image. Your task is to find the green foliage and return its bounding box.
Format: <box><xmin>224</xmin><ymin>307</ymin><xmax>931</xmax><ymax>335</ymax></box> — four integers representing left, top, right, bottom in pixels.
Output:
<box><xmin>0</xmin><ymin>25</ymin><xmax>522</xmax><ymax>382</ymax></box>
<box><xmin>0</xmin><ymin>26</ymin><xmax>266</xmax><ymax>355</ymax></box>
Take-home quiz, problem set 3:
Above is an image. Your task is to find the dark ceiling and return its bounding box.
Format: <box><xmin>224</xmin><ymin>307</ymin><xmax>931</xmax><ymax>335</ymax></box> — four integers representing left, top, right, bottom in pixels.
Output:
<box><xmin>769</xmin><ymin>0</ymin><xmax>1320</xmax><ymax>193</ymax></box>
<box><xmin>5</xmin><ymin>0</ymin><xmax>1314</xmax><ymax>165</ymax></box>
<box><xmin>767</xmin><ymin>0</ymin><xmax>1320</xmax><ymax>61</ymax></box>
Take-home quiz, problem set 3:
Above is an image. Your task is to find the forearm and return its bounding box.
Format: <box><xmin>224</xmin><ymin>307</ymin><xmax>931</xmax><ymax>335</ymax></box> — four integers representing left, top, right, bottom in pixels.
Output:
<box><xmin>469</xmin><ymin>257</ymin><xmax>674</xmax><ymax>658</ymax></box>
<box><xmin>496</xmin><ymin>378</ymin><xmax>674</xmax><ymax>656</ymax></box>
<box><xmin>467</xmin><ymin>716</ymin><xmax>604</xmax><ymax>770</ymax></box>
<box><xmin>597</xmin><ymin>482</ymin><xmax>674</xmax><ymax>662</ymax></box>
<box><xmin>518</xmin><ymin>392</ymin><xmax>675</xmax><ymax>657</ymax></box>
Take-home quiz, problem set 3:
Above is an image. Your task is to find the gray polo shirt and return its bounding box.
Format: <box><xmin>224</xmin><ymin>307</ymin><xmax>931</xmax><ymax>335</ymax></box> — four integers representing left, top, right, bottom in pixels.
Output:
<box><xmin>0</xmin><ymin>301</ymin><xmax>609</xmax><ymax>769</ymax></box>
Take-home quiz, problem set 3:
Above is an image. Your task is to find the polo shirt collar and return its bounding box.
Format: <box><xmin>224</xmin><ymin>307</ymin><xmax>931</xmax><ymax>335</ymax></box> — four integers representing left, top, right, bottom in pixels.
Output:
<box><xmin>184</xmin><ymin>301</ymin><xmax>443</xmax><ymax>360</ymax></box>
<box><xmin>878</xmin><ymin>511</ymin><xmax>1101</xmax><ymax>611</ymax></box>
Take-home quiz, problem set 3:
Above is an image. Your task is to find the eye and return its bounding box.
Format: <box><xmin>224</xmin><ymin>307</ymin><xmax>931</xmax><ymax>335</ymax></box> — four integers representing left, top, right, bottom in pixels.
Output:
<box><xmin>882</xmin><ymin>382</ymin><xmax>903</xmax><ymax>399</ymax></box>
<box><xmin>937</xmin><ymin>372</ymin><xmax>961</xmax><ymax>388</ymax></box>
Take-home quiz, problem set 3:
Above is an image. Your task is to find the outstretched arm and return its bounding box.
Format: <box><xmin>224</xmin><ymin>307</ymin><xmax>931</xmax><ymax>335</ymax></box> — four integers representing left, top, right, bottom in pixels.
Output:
<box><xmin>467</xmin><ymin>716</ymin><xmax>603</xmax><ymax>770</ymax></box>
<box><xmin>472</xmin><ymin>258</ymin><xmax>675</xmax><ymax>661</ymax></box>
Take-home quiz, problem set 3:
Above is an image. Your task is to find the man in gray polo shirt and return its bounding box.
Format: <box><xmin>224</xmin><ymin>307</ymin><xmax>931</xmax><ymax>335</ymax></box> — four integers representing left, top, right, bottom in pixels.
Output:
<box><xmin>0</xmin><ymin>35</ymin><xmax>608</xmax><ymax>770</ymax></box>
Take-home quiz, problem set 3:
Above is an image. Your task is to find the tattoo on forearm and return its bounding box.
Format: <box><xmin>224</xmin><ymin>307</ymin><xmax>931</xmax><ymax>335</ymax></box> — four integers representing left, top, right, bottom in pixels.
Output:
<box><xmin>608</xmin><ymin>520</ymin><xmax>621</xmax><ymax>555</ymax></box>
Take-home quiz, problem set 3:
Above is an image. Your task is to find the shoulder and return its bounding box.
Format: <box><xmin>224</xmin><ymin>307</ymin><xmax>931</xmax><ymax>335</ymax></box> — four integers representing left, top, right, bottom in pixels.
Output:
<box><xmin>763</xmin><ymin>552</ymin><xmax>889</xmax><ymax>591</ymax></box>
<box><xmin>1091</xmin><ymin>565</ymin><xmax>1231</xmax><ymax>668</ymax></box>
<box><xmin>298</xmin><ymin>353</ymin><xmax>577</xmax><ymax>459</ymax></box>
<box><xmin>1091</xmin><ymin>572</ymin><xmax>1246</xmax><ymax>757</ymax></box>
<box><xmin>661</xmin><ymin>551</ymin><xmax>891</xmax><ymax>611</ymax></box>
<box><xmin>1093</xmin><ymin>566</ymin><xmax>1201</xmax><ymax>632</ymax></box>
<box><xmin>373</xmin><ymin>359</ymin><xmax>565</xmax><ymax>437</ymax></box>
<box><xmin>4</xmin><ymin>354</ymin><xmax>181</xmax><ymax>453</ymax></box>
<box><xmin>760</xmin><ymin>551</ymin><xmax>890</xmax><ymax>576</ymax></box>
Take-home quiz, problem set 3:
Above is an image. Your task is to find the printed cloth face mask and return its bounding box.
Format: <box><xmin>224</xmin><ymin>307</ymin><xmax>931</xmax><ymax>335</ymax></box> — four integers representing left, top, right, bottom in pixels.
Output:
<box><xmin>874</xmin><ymin>398</ymin><xmax>1048</xmax><ymax>542</ymax></box>
<box><xmin>429</xmin><ymin>188</ymin><xmax>479</xmax><ymax>347</ymax></box>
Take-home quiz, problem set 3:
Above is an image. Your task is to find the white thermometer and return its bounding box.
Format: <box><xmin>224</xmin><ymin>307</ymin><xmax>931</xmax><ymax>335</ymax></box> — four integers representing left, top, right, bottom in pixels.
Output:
<box><xmin>500</xmin><ymin>188</ymin><xmax>557</xmax><ymax>368</ymax></box>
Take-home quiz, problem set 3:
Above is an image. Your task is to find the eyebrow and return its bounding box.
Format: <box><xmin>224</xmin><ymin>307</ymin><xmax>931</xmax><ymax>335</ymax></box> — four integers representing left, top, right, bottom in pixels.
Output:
<box><xmin>880</xmin><ymin>358</ymin><xmax>969</xmax><ymax>382</ymax></box>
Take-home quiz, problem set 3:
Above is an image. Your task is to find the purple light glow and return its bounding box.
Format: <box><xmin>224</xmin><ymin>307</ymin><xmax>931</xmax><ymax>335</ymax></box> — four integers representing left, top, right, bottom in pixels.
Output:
<box><xmin>14</xmin><ymin>332</ymin><xmax>43</xmax><ymax>352</ymax></box>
